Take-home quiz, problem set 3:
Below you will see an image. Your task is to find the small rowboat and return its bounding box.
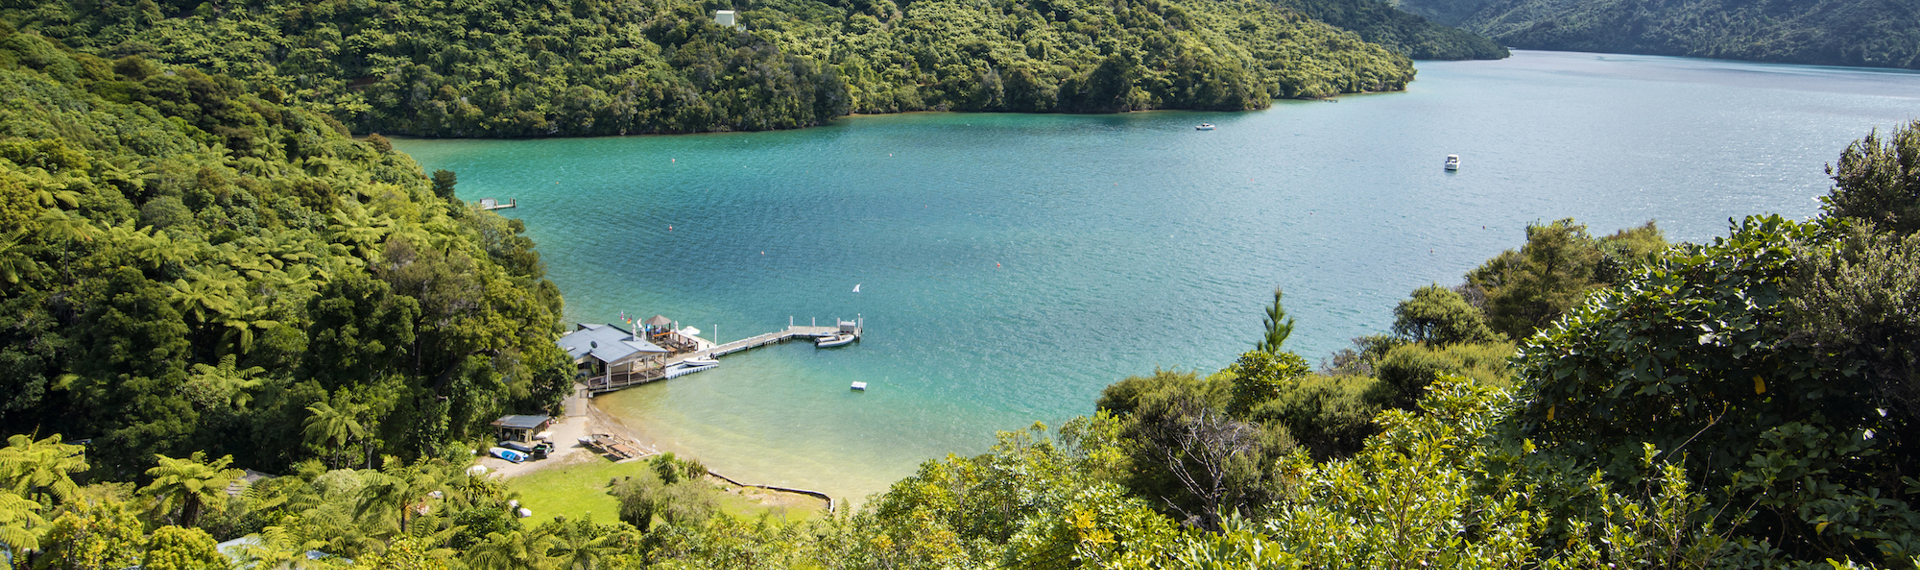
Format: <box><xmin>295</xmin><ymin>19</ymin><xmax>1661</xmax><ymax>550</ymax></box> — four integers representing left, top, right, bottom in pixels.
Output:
<box><xmin>488</xmin><ymin>447</ymin><xmax>525</xmax><ymax>463</ymax></box>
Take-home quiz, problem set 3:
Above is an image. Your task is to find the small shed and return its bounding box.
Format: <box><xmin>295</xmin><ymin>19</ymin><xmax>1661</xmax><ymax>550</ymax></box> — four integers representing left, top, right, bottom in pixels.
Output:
<box><xmin>492</xmin><ymin>415</ymin><xmax>552</xmax><ymax>443</ymax></box>
<box><xmin>714</xmin><ymin>10</ymin><xmax>737</xmax><ymax>27</ymax></box>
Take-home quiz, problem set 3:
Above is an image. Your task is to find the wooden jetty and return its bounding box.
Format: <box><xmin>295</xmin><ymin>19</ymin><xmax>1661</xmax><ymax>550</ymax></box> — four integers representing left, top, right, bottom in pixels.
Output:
<box><xmin>478</xmin><ymin>198</ymin><xmax>517</xmax><ymax>211</ymax></box>
<box><xmin>586</xmin><ymin>323</ymin><xmax>858</xmax><ymax>395</ymax></box>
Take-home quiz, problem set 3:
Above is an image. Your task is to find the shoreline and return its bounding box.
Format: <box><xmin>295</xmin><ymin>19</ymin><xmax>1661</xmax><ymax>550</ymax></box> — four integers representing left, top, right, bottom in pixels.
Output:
<box><xmin>579</xmin><ymin>386</ymin><xmax>840</xmax><ymax>513</ymax></box>
<box><xmin>384</xmin><ymin>103</ymin><xmax>1341</xmax><ymax>144</ymax></box>
<box><xmin>582</xmin><ymin>390</ymin><xmax>665</xmax><ymax>458</ymax></box>
<box><xmin>484</xmin><ymin>384</ymin><xmax>834</xmax><ymax>516</ymax></box>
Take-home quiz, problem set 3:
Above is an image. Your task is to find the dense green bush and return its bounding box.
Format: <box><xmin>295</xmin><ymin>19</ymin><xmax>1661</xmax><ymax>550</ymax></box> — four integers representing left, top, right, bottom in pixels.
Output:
<box><xmin>1465</xmin><ymin>219</ymin><xmax>1666</xmax><ymax>340</ymax></box>
<box><xmin>2</xmin><ymin>0</ymin><xmax>1434</xmax><ymax>137</ymax></box>
<box><xmin>1516</xmin><ymin>214</ymin><xmax>1918</xmax><ymax>564</ymax></box>
<box><xmin>1391</xmin><ymin>284</ymin><xmax>1503</xmax><ymax>346</ymax></box>
<box><xmin>0</xmin><ymin>28</ymin><xmax>570</xmax><ymax>477</ymax></box>
<box><xmin>1824</xmin><ymin>120</ymin><xmax>1920</xmax><ymax>235</ymax></box>
<box><xmin>1373</xmin><ymin>340</ymin><xmax>1512</xmax><ymax>407</ymax></box>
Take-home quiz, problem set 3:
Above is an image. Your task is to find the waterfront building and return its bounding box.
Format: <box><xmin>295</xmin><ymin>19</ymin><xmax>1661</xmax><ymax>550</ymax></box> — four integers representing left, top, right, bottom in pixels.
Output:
<box><xmin>556</xmin><ymin>323</ymin><xmax>669</xmax><ymax>385</ymax></box>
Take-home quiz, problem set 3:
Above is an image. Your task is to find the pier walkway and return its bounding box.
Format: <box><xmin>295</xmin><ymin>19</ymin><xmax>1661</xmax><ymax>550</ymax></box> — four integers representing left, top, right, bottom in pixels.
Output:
<box><xmin>586</xmin><ymin>325</ymin><xmax>853</xmax><ymax>395</ymax></box>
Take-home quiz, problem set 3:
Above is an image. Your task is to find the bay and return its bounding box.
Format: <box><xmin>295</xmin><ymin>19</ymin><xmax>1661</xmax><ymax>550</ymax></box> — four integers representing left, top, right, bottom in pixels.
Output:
<box><xmin>394</xmin><ymin>50</ymin><xmax>1920</xmax><ymax>502</ymax></box>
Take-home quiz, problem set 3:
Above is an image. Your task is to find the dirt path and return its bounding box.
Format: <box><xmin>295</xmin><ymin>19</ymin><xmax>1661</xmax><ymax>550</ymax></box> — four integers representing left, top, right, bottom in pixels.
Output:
<box><xmin>476</xmin><ymin>383</ymin><xmax>648</xmax><ymax>479</ymax></box>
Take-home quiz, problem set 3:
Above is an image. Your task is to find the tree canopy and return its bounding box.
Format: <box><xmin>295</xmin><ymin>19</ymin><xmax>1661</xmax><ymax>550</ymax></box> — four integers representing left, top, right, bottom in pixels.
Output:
<box><xmin>1391</xmin><ymin>0</ymin><xmax>1920</xmax><ymax>69</ymax></box>
<box><xmin>0</xmin><ymin>26</ymin><xmax>572</xmax><ymax>478</ymax></box>
<box><xmin>0</xmin><ymin>0</ymin><xmax>1448</xmax><ymax>137</ymax></box>
<box><xmin>6</xmin><ymin>5</ymin><xmax>1920</xmax><ymax>567</ymax></box>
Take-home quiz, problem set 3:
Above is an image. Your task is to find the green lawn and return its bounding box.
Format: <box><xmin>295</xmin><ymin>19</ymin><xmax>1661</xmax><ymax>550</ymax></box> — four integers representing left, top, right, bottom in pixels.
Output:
<box><xmin>504</xmin><ymin>458</ymin><xmax>825</xmax><ymax>526</ymax></box>
<box><xmin>504</xmin><ymin>458</ymin><xmax>631</xmax><ymax>525</ymax></box>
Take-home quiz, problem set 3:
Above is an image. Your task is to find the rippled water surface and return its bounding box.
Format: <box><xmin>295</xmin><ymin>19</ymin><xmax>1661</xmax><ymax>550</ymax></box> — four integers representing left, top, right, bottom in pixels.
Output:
<box><xmin>396</xmin><ymin>50</ymin><xmax>1920</xmax><ymax>501</ymax></box>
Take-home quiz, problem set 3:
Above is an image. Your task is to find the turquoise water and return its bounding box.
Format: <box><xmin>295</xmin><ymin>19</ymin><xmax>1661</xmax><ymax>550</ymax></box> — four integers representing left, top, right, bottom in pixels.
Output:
<box><xmin>395</xmin><ymin>50</ymin><xmax>1920</xmax><ymax>501</ymax></box>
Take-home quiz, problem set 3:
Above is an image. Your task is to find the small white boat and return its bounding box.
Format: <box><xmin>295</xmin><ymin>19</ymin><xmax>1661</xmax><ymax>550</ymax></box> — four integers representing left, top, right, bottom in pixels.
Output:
<box><xmin>681</xmin><ymin>356</ymin><xmax>719</xmax><ymax>367</ymax></box>
<box><xmin>663</xmin><ymin>360</ymin><xmax>718</xmax><ymax>379</ymax></box>
<box><xmin>1195</xmin><ymin>123</ymin><xmax>1216</xmax><ymax>131</ymax></box>
<box><xmin>850</xmin><ymin>381</ymin><xmax>867</xmax><ymax>391</ymax></box>
<box><xmin>816</xmin><ymin>333</ymin><xmax>857</xmax><ymax>348</ymax></box>
<box><xmin>1444</xmin><ymin>154</ymin><xmax>1460</xmax><ymax>171</ymax></box>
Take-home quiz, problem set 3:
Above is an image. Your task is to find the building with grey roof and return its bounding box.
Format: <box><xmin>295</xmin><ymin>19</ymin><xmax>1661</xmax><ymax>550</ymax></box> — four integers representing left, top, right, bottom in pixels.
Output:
<box><xmin>557</xmin><ymin>323</ymin><xmax>669</xmax><ymax>385</ymax></box>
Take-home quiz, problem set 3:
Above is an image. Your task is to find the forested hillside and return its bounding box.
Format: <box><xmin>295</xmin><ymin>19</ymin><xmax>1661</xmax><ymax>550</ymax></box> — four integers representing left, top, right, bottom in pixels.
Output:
<box><xmin>0</xmin><ymin>24</ymin><xmax>572</xmax><ymax>480</ymax></box>
<box><xmin>1274</xmin><ymin>0</ymin><xmax>1506</xmax><ymax>60</ymax></box>
<box><xmin>1</xmin><ymin>0</ymin><xmax>1454</xmax><ymax>137</ymax></box>
<box><xmin>1391</xmin><ymin>0</ymin><xmax>1920</xmax><ymax>69</ymax></box>
<box><xmin>9</xmin><ymin>107</ymin><xmax>1919</xmax><ymax>567</ymax></box>
<box><xmin>9</xmin><ymin>1</ymin><xmax>1920</xmax><ymax>565</ymax></box>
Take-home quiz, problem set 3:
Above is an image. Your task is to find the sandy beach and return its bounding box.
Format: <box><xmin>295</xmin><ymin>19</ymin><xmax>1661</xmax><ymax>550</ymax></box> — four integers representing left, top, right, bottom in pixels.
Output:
<box><xmin>474</xmin><ymin>383</ymin><xmax>833</xmax><ymax>513</ymax></box>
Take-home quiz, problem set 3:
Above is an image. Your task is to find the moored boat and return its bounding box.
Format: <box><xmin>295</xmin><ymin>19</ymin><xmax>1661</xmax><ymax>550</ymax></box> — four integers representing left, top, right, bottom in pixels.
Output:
<box><xmin>1195</xmin><ymin>123</ymin><xmax>1215</xmax><ymax>131</ymax></box>
<box><xmin>663</xmin><ymin>360</ymin><xmax>719</xmax><ymax>378</ymax></box>
<box><xmin>1445</xmin><ymin>154</ymin><xmax>1460</xmax><ymax>170</ymax></box>
<box><xmin>816</xmin><ymin>333</ymin><xmax>857</xmax><ymax>348</ymax></box>
<box><xmin>851</xmin><ymin>381</ymin><xmax>867</xmax><ymax>391</ymax></box>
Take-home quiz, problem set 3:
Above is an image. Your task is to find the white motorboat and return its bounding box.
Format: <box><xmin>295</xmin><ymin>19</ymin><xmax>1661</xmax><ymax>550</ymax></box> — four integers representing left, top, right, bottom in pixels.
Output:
<box><xmin>681</xmin><ymin>356</ymin><xmax>719</xmax><ymax>367</ymax></box>
<box><xmin>851</xmin><ymin>381</ymin><xmax>867</xmax><ymax>391</ymax></box>
<box><xmin>1195</xmin><ymin>123</ymin><xmax>1216</xmax><ymax>131</ymax></box>
<box><xmin>663</xmin><ymin>360</ymin><xmax>719</xmax><ymax>379</ymax></box>
<box><xmin>1444</xmin><ymin>154</ymin><xmax>1460</xmax><ymax>171</ymax></box>
<box><xmin>816</xmin><ymin>333</ymin><xmax>857</xmax><ymax>348</ymax></box>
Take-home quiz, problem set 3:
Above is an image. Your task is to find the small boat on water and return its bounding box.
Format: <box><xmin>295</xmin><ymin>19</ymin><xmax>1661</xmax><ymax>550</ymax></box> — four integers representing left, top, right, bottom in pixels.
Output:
<box><xmin>816</xmin><ymin>333</ymin><xmax>857</xmax><ymax>348</ymax></box>
<box><xmin>1444</xmin><ymin>154</ymin><xmax>1460</xmax><ymax>171</ymax></box>
<box><xmin>681</xmin><ymin>356</ymin><xmax>719</xmax><ymax>367</ymax></box>
<box><xmin>1195</xmin><ymin>123</ymin><xmax>1216</xmax><ymax>131</ymax></box>
<box><xmin>663</xmin><ymin>360</ymin><xmax>719</xmax><ymax>379</ymax></box>
<box><xmin>850</xmin><ymin>381</ymin><xmax>867</xmax><ymax>391</ymax></box>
